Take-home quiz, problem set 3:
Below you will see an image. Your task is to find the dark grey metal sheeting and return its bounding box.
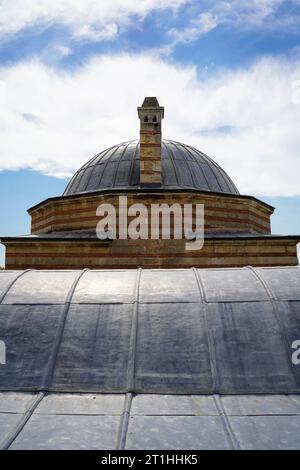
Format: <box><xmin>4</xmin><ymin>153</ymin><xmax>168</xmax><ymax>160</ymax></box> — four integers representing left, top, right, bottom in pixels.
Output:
<box><xmin>1</xmin><ymin>392</ymin><xmax>300</xmax><ymax>449</ymax></box>
<box><xmin>63</xmin><ymin>140</ymin><xmax>239</xmax><ymax>196</ymax></box>
<box><xmin>0</xmin><ymin>267</ymin><xmax>300</xmax><ymax>394</ymax></box>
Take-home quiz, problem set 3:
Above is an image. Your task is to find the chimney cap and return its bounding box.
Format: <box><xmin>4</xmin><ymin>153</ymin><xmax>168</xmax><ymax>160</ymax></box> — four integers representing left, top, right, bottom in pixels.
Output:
<box><xmin>141</xmin><ymin>97</ymin><xmax>160</xmax><ymax>107</ymax></box>
<box><xmin>138</xmin><ymin>97</ymin><xmax>164</xmax><ymax>119</ymax></box>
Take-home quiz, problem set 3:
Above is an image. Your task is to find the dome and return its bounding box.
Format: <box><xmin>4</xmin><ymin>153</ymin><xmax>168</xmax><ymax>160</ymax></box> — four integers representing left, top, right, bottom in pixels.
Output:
<box><xmin>63</xmin><ymin>139</ymin><xmax>239</xmax><ymax>196</ymax></box>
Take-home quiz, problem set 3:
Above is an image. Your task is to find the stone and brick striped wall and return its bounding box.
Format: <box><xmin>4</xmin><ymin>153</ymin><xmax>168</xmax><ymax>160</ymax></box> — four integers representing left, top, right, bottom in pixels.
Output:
<box><xmin>138</xmin><ymin>97</ymin><xmax>164</xmax><ymax>185</ymax></box>
<box><xmin>4</xmin><ymin>238</ymin><xmax>298</xmax><ymax>269</ymax></box>
<box><xmin>29</xmin><ymin>191</ymin><xmax>272</xmax><ymax>235</ymax></box>
<box><xmin>139</xmin><ymin>132</ymin><xmax>162</xmax><ymax>185</ymax></box>
<box><xmin>4</xmin><ymin>188</ymin><xmax>294</xmax><ymax>270</ymax></box>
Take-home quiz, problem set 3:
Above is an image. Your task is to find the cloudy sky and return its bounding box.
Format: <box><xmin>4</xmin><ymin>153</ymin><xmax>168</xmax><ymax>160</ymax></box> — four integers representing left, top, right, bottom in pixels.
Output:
<box><xmin>0</xmin><ymin>0</ymin><xmax>300</xmax><ymax>264</ymax></box>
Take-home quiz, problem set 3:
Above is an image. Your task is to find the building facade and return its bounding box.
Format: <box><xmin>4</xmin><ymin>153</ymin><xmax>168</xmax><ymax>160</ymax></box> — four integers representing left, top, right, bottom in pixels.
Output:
<box><xmin>1</xmin><ymin>99</ymin><xmax>300</xmax><ymax>450</ymax></box>
<box><xmin>1</xmin><ymin>97</ymin><xmax>299</xmax><ymax>269</ymax></box>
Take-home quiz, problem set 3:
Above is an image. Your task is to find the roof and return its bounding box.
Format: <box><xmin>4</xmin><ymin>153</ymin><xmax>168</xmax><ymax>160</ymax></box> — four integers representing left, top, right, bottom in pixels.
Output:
<box><xmin>1</xmin><ymin>231</ymin><xmax>299</xmax><ymax>243</ymax></box>
<box><xmin>1</xmin><ymin>266</ymin><xmax>300</xmax><ymax>449</ymax></box>
<box><xmin>1</xmin><ymin>392</ymin><xmax>300</xmax><ymax>450</ymax></box>
<box><xmin>0</xmin><ymin>230</ymin><xmax>114</xmax><ymax>242</ymax></box>
<box><xmin>0</xmin><ymin>266</ymin><xmax>300</xmax><ymax>394</ymax></box>
<box><xmin>63</xmin><ymin>140</ymin><xmax>239</xmax><ymax>196</ymax></box>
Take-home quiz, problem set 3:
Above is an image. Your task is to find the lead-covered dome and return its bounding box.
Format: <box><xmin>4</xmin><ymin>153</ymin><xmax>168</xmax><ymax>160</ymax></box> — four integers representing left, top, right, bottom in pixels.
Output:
<box><xmin>63</xmin><ymin>139</ymin><xmax>239</xmax><ymax>196</ymax></box>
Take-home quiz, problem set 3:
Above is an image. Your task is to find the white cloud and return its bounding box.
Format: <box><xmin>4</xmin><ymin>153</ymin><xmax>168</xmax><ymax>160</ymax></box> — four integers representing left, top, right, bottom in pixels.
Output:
<box><xmin>54</xmin><ymin>45</ymin><xmax>72</xmax><ymax>57</ymax></box>
<box><xmin>0</xmin><ymin>0</ymin><xmax>187</xmax><ymax>42</ymax></box>
<box><xmin>221</xmin><ymin>0</ymin><xmax>284</xmax><ymax>26</ymax></box>
<box><xmin>0</xmin><ymin>53</ymin><xmax>300</xmax><ymax>196</ymax></box>
<box><xmin>75</xmin><ymin>23</ymin><xmax>119</xmax><ymax>42</ymax></box>
<box><xmin>168</xmin><ymin>12</ymin><xmax>218</xmax><ymax>45</ymax></box>
<box><xmin>167</xmin><ymin>0</ymin><xmax>292</xmax><ymax>46</ymax></box>
<box><xmin>0</xmin><ymin>80</ymin><xmax>6</xmax><ymax>106</ymax></box>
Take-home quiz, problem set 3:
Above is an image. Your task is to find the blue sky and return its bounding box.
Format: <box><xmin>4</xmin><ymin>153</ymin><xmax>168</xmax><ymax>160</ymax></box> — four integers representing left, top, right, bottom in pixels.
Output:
<box><xmin>1</xmin><ymin>0</ymin><xmax>300</xmax><ymax>265</ymax></box>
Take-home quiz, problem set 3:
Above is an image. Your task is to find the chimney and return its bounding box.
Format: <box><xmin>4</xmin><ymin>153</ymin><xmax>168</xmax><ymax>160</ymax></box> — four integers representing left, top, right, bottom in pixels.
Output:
<box><xmin>138</xmin><ymin>97</ymin><xmax>164</xmax><ymax>186</ymax></box>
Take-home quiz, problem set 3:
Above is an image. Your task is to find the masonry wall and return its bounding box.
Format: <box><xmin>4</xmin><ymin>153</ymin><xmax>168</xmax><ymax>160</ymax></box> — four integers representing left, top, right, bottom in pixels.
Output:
<box><xmin>4</xmin><ymin>239</ymin><xmax>298</xmax><ymax>270</ymax></box>
<box><xmin>29</xmin><ymin>191</ymin><xmax>272</xmax><ymax>235</ymax></box>
<box><xmin>3</xmin><ymin>190</ymin><xmax>292</xmax><ymax>270</ymax></box>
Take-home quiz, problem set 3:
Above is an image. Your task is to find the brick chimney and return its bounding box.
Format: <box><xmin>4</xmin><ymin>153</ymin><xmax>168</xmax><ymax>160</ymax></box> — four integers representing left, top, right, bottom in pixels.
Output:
<box><xmin>138</xmin><ymin>97</ymin><xmax>164</xmax><ymax>186</ymax></box>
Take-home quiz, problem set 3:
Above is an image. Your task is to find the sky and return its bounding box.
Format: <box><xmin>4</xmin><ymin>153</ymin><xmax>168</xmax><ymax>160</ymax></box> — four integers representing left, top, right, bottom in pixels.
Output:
<box><xmin>0</xmin><ymin>0</ymin><xmax>300</xmax><ymax>266</ymax></box>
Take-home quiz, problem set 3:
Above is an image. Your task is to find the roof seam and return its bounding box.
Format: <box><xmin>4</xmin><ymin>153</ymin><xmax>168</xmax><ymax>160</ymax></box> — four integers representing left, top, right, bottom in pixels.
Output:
<box><xmin>116</xmin><ymin>392</ymin><xmax>133</xmax><ymax>450</ymax></box>
<box><xmin>213</xmin><ymin>395</ymin><xmax>241</xmax><ymax>450</ymax></box>
<box><xmin>193</xmin><ymin>268</ymin><xmax>219</xmax><ymax>393</ymax></box>
<box><xmin>247</xmin><ymin>266</ymin><xmax>299</xmax><ymax>387</ymax></box>
<box><xmin>41</xmin><ymin>269</ymin><xmax>88</xmax><ymax>390</ymax></box>
<box><xmin>174</xmin><ymin>142</ymin><xmax>209</xmax><ymax>189</ymax></box>
<box><xmin>162</xmin><ymin>140</ymin><xmax>180</xmax><ymax>186</ymax></box>
<box><xmin>172</xmin><ymin>140</ymin><xmax>239</xmax><ymax>194</ymax></box>
<box><xmin>126</xmin><ymin>268</ymin><xmax>142</xmax><ymax>392</ymax></box>
<box><xmin>128</xmin><ymin>140</ymin><xmax>139</xmax><ymax>187</ymax></box>
<box><xmin>177</xmin><ymin>142</ymin><xmax>211</xmax><ymax>190</ymax></box>
<box><xmin>0</xmin><ymin>269</ymin><xmax>32</xmax><ymax>305</ymax></box>
<box><xmin>97</xmin><ymin>142</ymin><xmax>125</xmax><ymax>189</ymax></box>
<box><xmin>112</xmin><ymin>141</ymin><xmax>134</xmax><ymax>187</ymax></box>
<box><xmin>0</xmin><ymin>391</ymin><xmax>45</xmax><ymax>450</ymax></box>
